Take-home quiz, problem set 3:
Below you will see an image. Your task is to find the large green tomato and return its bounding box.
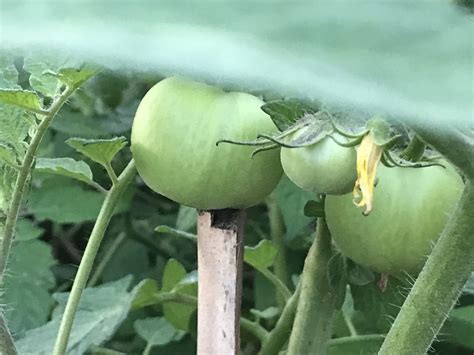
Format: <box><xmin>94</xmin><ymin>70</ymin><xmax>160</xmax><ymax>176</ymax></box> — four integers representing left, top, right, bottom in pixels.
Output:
<box><xmin>325</xmin><ymin>163</ymin><xmax>463</xmax><ymax>275</ymax></box>
<box><xmin>131</xmin><ymin>77</ymin><xmax>283</xmax><ymax>210</ymax></box>
<box><xmin>280</xmin><ymin>132</ymin><xmax>357</xmax><ymax>195</ymax></box>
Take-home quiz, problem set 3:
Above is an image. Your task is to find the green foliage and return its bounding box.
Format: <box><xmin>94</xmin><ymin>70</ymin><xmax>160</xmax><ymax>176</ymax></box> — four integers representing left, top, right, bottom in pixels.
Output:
<box><xmin>261</xmin><ymin>99</ymin><xmax>316</xmax><ymax>131</ymax></box>
<box><xmin>161</xmin><ymin>259</ymin><xmax>197</xmax><ymax>331</ymax></box>
<box><xmin>2</xmin><ymin>239</ymin><xmax>56</xmax><ymax>335</ymax></box>
<box><xmin>15</xmin><ymin>277</ymin><xmax>140</xmax><ymax>354</ymax></box>
<box><xmin>244</xmin><ymin>240</ymin><xmax>277</xmax><ymax>270</ymax></box>
<box><xmin>0</xmin><ymin>89</ymin><xmax>43</xmax><ymax>113</ymax></box>
<box><xmin>35</xmin><ymin>157</ymin><xmax>96</xmax><ymax>187</ymax></box>
<box><xmin>134</xmin><ymin>317</ymin><xmax>184</xmax><ymax>348</ymax></box>
<box><xmin>67</xmin><ymin>136</ymin><xmax>127</xmax><ymax>168</ymax></box>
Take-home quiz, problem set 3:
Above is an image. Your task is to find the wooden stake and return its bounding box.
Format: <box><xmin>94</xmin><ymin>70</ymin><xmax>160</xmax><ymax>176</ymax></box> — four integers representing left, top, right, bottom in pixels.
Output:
<box><xmin>197</xmin><ymin>209</ymin><xmax>245</xmax><ymax>355</ymax></box>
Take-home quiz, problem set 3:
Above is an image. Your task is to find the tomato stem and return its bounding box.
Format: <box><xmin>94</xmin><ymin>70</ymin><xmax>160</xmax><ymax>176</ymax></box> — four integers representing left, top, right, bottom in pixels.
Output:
<box><xmin>52</xmin><ymin>160</ymin><xmax>136</xmax><ymax>355</ymax></box>
<box><xmin>286</xmin><ymin>217</ymin><xmax>337</xmax><ymax>355</ymax></box>
<box><xmin>379</xmin><ymin>180</ymin><xmax>474</xmax><ymax>354</ymax></box>
<box><xmin>0</xmin><ymin>313</ymin><xmax>16</xmax><ymax>355</ymax></box>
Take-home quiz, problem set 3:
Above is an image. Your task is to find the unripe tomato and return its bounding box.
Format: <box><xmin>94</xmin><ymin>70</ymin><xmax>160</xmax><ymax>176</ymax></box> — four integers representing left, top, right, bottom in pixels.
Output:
<box><xmin>280</xmin><ymin>132</ymin><xmax>357</xmax><ymax>195</ymax></box>
<box><xmin>325</xmin><ymin>163</ymin><xmax>463</xmax><ymax>275</ymax></box>
<box><xmin>131</xmin><ymin>77</ymin><xmax>283</xmax><ymax>210</ymax></box>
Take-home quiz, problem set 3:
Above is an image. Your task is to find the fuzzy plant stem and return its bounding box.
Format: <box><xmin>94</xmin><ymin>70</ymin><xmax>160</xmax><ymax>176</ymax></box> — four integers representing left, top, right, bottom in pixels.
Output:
<box><xmin>259</xmin><ymin>282</ymin><xmax>301</xmax><ymax>355</ymax></box>
<box><xmin>266</xmin><ymin>196</ymin><xmax>291</xmax><ymax>307</ymax></box>
<box><xmin>0</xmin><ymin>86</ymin><xmax>75</xmax><ymax>283</ymax></box>
<box><xmin>286</xmin><ymin>218</ymin><xmax>336</xmax><ymax>355</ymax></box>
<box><xmin>379</xmin><ymin>121</ymin><xmax>474</xmax><ymax>354</ymax></box>
<box><xmin>0</xmin><ymin>313</ymin><xmax>16</xmax><ymax>355</ymax></box>
<box><xmin>52</xmin><ymin>160</ymin><xmax>136</xmax><ymax>355</ymax></box>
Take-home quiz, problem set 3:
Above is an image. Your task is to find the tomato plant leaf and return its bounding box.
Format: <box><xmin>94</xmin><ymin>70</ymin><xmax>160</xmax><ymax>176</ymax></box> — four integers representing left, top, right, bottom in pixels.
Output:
<box><xmin>15</xmin><ymin>218</ymin><xmax>44</xmax><ymax>241</ymax></box>
<box><xmin>16</xmin><ymin>276</ymin><xmax>139</xmax><ymax>355</ymax></box>
<box><xmin>23</xmin><ymin>57</ymin><xmax>61</xmax><ymax>97</ymax></box>
<box><xmin>2</xmin><ymin>240</ymin><xmax>56</xmax><ymax>336</ymax></box>
<box><xmin>244</xmin><ymin>239</ymin><xmax>278</xmax><ymax>270</ymax></box>
<box><xmin>55</xmin><ymin>66</ymin><xmax>98</xmax><ymax>88</ymax></box>
<box><xmin>0</xmin><ymin>141</ymin><xmax>19</xmax><ymax>168</ymax></box>
<box><xmin>161</xmin><ymin>259</ymin><xmax>197</xmax><ymax>331</ymax></box>
<box><xmin>131</xmin><ymin>279</ymin><xmax>159</xmax><ymax>310</ymax></box>
<box><xmin>441</xmin><ymin>305</ymin><xmax>474</xmax><ymax>350</ymax></box>
<box><xmin>0</xmin><ymin>53</ymin><xmax>19</xmax><ymax>88</ymax></box>
<box><xmin>35</xmin><ymin>157</ymin><xmax>96</xmax><ymax>186</ymax></box>
<box><xmin>0</xmin><ymin>89</ymin><xmax>43</xmax><ymax>113</ymax></box>
<box><xmin>275</xmin><ymin>176</ymin><xmax>313</xmax><ymax>243</ymax></box>
<box><xmin>261</xmin><ymin>99</ymin><xmax>317</xmax><ymax>131</ymax></box>
<box><xmin>175</xmin><ymin>205</ymin><xmax>197</xmax><ymax>232</ymax></box>
<box><xmin>66</xmin><ymin>136</ymin><xmax>127</xmax><ymax>168</ymax></box>
<box><xmin>134</xmin><ymin>317</ymin><xmax>184</xmax><ymax>348</ymax></box>
<box><xmin>28</xmin><ymin>178</ymin><xmax>104</xmax><ymax>223</ymax></box>
<box><xmin>462</xmin><ymin>272</ymin><xmax>474</xmax><ymax>295</ymax></box>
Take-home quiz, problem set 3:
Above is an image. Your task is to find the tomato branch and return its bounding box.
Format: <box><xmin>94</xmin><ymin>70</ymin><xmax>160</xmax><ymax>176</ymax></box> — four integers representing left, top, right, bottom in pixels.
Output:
<box><xmin>52</xmin><ymin>160</ymin><xmax>137</xmax><ymax>355</ymax></box>
<box><xmin>286</xmin><ymin>217</ymin><xmax>337</xmax><ymax>355</ymax></box>
<box><xmin>0</xmin><ymin>313</ymin><xmax>16</xmax><ymax>355</ymax></box>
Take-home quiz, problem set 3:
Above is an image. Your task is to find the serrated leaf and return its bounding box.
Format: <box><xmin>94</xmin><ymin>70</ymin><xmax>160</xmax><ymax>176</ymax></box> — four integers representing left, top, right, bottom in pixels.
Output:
<box><xmin>23</xmin><ymin>57</ymin><xmax>61</xmax><ymax>97</ymax></box>
<box><xmin>35</xmin><ymin>157</ymin><xmax>95</xmax><ymax>186</ymax></box>
<box><xmin>134</xmin><ymin>317</ymin><xmax>184</xmax><ymax>348</ymax></box>
<box><xmin>244</xmin><ymin>239</ymin><xmax>278</xmax><ymax>270</ymax></box>
<box><xmin>261</xmin><ymin>99</ymin><xmax>317</xmax><ymax>131</ymax></box>
<box><xmin>161</xmin><ymin>259</ymin><xmax>197</xmax><ymax>331</ymax></box>
<box><xmin>15</xmin><ymin>218</ymin><xmax>44</xmax><ymax>241</ymax></box>
<box><xmin>16</xmin><ymin>276</ymin><xmax>138</xmax><ymax>355</ymax></box>
<box><xmin>0</xmin><ymin>141</ymin><xmax>19</xmax><ymax>167</ymax></box>
<box><xmin>0</xmin><ymin>53</ymin><xmax>19</xmax><ymax>88</ymax></box>
<box><xmin>56</xmin><ymin>66</ymin><xmax>98</xmax><ymax>88</ymax></box>
<box><xmin>3</xmin><ymin>240</ymin><xmax>56</xmax><ymax>335</ymax></box>
<box><xmin>0</xmin><ymin>89</ymin><xmax>43</xmax><ymax>113</ymax></box>
<box><xmin>304</xmin><ymin>200</ymin><xmax>325</xmax><ymax>218</ymax></box>
<box><xmin>66</xmin><ymin>136</ymin><xmax>127</xmax><ymax>168</ymax></box>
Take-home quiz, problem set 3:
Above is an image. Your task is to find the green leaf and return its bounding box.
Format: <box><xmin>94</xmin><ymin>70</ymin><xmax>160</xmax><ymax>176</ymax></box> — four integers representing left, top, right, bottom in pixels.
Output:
<box><xmin>132</xmin><ymin>279</ymin><xmax>159</xmax><ymax>310</ymax></box>
<box><xmin>15</xmin><ymin>218</ymin><xmax>44</xmax><ymax>241</ymax></box>
<box><xmin>261</xmin><ymin>99</ymin><xmax>317</xmax><ymax>131</ymax></box>
<box><xmin>0</xmin><ymin>141</ymin><xmax>19</xmax><ymax>168</ymax></box>
<box><xmin>23</xmin><ymin>57</ymin><xmax>61</xmax><ymax>97</ymax></box>
<box><xmin>35</xmin><ymin>157</ymin><xmax>95</xmax><ymax>186</ymax></box>
<box><xmin>161</xmin><ymin>259</ymin><xmax>197</xmax><ymax>331</ymax></box>
<box><xmin>328</xmin><ymin>335</ymin><xmax>384</xmax><ymax>355</ymax></box>
<box><xmin>304</xmin><ymin>200</ymin><xmax>325</xmax><ymax>218</ymax></box>
<box><xmin>16</xmin><ymin>276</ymin><xmax>138</xmax><ymax>355</ymax></box>
<box><xmin>275</xmin><ymin>176</ymin><xmax>313</xmax><ymax>242</ymax></box>
<box><xmin>56</xmin><ymin>66</ymin><xmax>98</xmax><ymax>88</ymax></box>
<box><xmin>134</xmin><ymin>317</ymin><xmax>184</xmax><ymax>348</ymax></box>
<box><xmin>66</xmin><ymin>136</ymin><xmax>127</xmax><ymax>168</ymax></box>
<box><xmin>0</xmin><ymin>89</ymin><xmax>43</xmax><ymax>113</ymax></box>
<box><xmin>0</xmin><ymin>53</ymin><xmax>19</xmax><ymax>88</ymax></box>
<box><xmin>244</xmin><ymin>240</ymin><xmax>278</xmax><ymax>270</ymax></box>
<box><xmin>175</xmin><ymin>205</ymin><xmax>197</xmax><ymax>231</ymax></box>
<box><xmin>2</xmin><ymin>240</ymin><xmax>56</xmax><ymax>335</ymax></box>
<box><xmin>442</xmin><ymin>306</ymin><xmax>474</xmax><ymax>350</ymax></box>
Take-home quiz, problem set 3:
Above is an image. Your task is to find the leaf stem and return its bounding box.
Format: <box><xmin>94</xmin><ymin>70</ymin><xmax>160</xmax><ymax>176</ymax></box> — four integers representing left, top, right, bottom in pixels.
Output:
<box><xmin>259</xmin><ymin>282</ymin><xmax>301</xmax><ymax>355</ymax></box>
<box><xmin>0</xmin><ymin>85</ymin><xmax>75</xmax><ymax>283</ymax></box>
<box><xmin>266</xmin><ymin>196</ymin><xmax>291</xmax><ymax>307</ymax></box>
<box><xmin>328</xmin><ymin>334</ymin><xmax>385</xmax><ymax>346</ymax></box>
<box><xmin>287</xmin><ymin>218</ymin><xmax>336</xmax><ymax>355</ymax></box>
<box><xmin>258</xmin><ymin>268</ymin><xmax>292</xmax><ymax>302</ymax></box>
<box><xmin>52</xmin><ymin>160</ymin><xmax>136</xmax><ymax>355</ymax></box>
<box><xmin>88</xmin><ymin>231</ymin><xmax>127</xmax><ymax>287</ymax></box>
<box><xmin>379</xmin><ymin>180</ymin><xmax>474</xmax><ymax>355</ymax></box>
<box><xmin>105</xmin><ymin>163</ymin><xmax>119</xmax><ymax>185</ymax></box>
<box><xmin>0</xmin><ymin>313</ymin><xmax>17</xmax><ymax>355</ymax></box>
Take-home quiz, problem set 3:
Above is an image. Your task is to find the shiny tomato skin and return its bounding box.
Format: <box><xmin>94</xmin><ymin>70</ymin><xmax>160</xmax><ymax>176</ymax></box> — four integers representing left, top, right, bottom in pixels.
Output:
<box><xmin>325</xmin><ymin>163</ymin><xmax>463</xmax><ymax>275</ymax></box>
<box><xmin>131</xmin><ymin>77</ymin><xmax>283</xmax><ymax>210</ymax></box>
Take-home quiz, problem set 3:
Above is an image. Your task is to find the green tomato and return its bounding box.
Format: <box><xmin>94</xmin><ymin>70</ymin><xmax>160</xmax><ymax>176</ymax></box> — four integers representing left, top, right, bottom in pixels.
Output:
<box><xmin>131</xmin><ymin>77</ymin><xmax>283</xmax><ymax>210</ymax></box>
<box><xmin>325</xmin><ymin>163</ymin><xmax>463</xmax><ymax>275</ymax></box>
<box><xmin>280</xmin><ymin>132</ymin><xmax>357</xmax><ymax>195</ymax></box>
